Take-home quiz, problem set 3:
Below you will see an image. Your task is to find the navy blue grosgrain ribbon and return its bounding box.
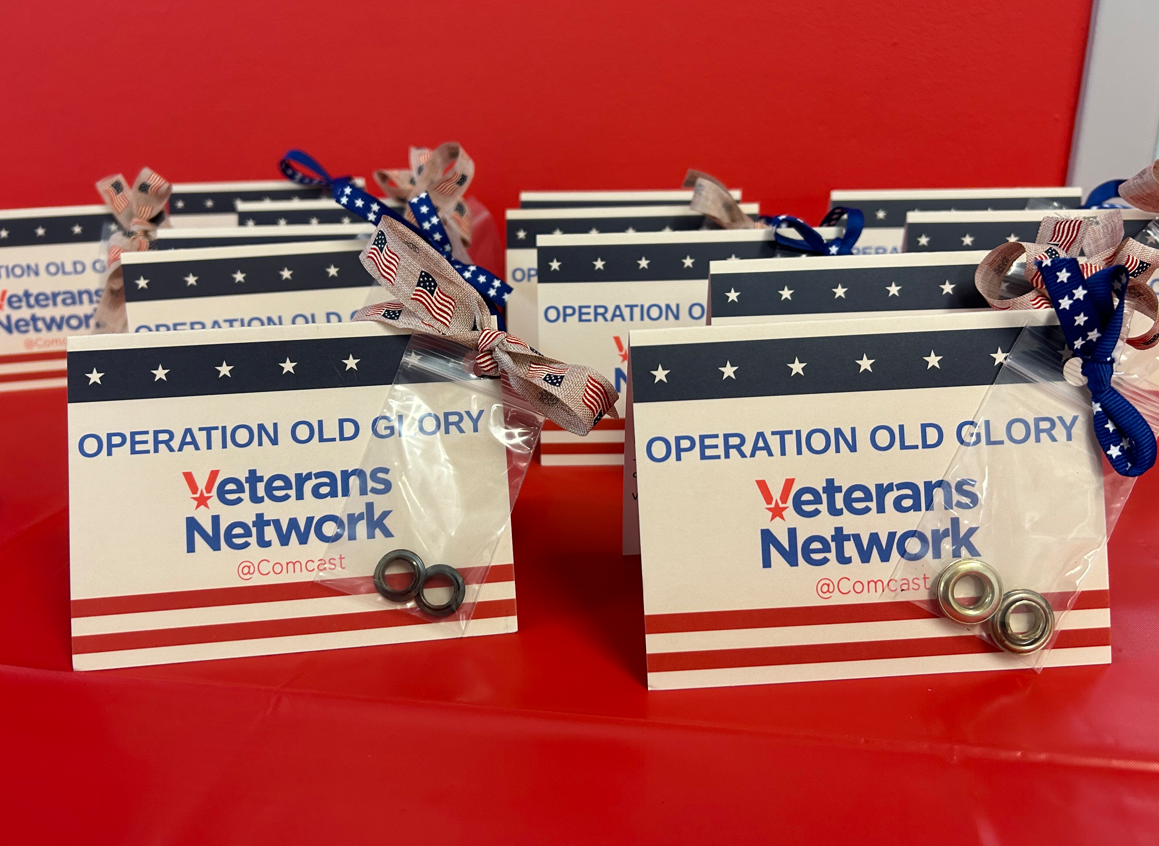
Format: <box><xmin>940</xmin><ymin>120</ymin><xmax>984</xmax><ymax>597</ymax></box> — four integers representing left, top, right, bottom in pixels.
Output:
<box><xmin>760</xmin><ymin>206</ymin><xmax>864</xmax><ymax>256</ymax></box>
<box><xmin>1040</xmin><ymin>257</ymin><xmax>1157</xmax><ymax>476</ymax></box>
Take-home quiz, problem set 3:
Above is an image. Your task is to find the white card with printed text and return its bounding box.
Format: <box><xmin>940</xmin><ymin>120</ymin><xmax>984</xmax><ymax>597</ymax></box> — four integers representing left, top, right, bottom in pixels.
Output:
<box><xmin>628</xmin><ymin>311</ymin><xmax>1109</xmax><ymax>689</ymax></box>
<box><xmin>67</xmin><ymin>321</ymin><xmax>517</xmax><ymax>670</ymax></box>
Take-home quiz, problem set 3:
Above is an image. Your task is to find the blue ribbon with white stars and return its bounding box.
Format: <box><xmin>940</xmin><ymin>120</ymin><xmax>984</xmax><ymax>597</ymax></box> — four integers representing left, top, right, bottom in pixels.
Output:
<box><xmin>280</xmin><ymin>150</ymin><xmax>511</xmax><ymax>324</ymax></box>
<box><xmin>1040</xmin><ymin>257</ymin><xmax>1157</xmax><ymax>477</ymax></box>
<box><xmin>759</xmin><ymin>206</ymin><xmax>864</xmax><ymax>256</ymax></box>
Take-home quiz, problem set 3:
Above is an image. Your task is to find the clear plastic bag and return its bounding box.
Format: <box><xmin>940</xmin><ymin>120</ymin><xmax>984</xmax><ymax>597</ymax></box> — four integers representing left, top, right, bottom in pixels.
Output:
<box><xmin>316</xmin><ymin>332</ymin><xmax>543</xmax><ymax>635</ymax></box>
<box><xmin>889</xmin><ymin>320</ymin><xmax>1159</xmax><ymax>669</ymax></box>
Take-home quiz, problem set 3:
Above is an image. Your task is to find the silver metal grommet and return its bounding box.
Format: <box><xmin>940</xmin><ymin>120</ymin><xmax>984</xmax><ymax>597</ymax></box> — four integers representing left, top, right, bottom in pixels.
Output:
<box><xmin>935</xmin><ymin>558</ymin><xmax>1003</xmax><ymax>624</ymax></box>
<box><xmin>988</xmin><ymin>589</ymin><xmax>1055</xmax><ymax>654</ymax></box>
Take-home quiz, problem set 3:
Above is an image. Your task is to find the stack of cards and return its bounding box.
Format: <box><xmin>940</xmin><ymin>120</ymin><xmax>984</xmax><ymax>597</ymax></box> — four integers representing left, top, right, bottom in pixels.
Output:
<box><xmin>59</xmin><ymin>174</ymin><xmax>524</xmax><ymax>670</ymax></box>
<box><xmin>0</xmin><ymin>205</ymin><xmax>113</xmax><ymax>391</ymax></box>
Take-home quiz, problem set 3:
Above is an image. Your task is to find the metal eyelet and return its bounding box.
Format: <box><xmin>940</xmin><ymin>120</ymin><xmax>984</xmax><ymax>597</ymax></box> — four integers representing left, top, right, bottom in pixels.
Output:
<box><xmin>373</xmin><ymin>549</ymin><xmax>426</xmax><ymax>603</ymax></box>
<box><xmin>988</xmin><ymin>589</ymin><xmax>1055</xmax><ymax>654</ymax></box>
<box><xmin>415</xmin><ymin>564</ymin><xmax>466</xmax><ymax>618</ymax></box>
<box><xmin>935</xmin><ymin>558</ymin><xmax>1003</xmax><ymax>624</ymax></box>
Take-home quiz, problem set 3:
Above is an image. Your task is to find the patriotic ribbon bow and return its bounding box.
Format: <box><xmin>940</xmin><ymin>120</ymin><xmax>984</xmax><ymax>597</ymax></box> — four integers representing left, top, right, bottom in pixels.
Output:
<box><xmin>92</xmin><ymin>168</ymin><xmax>171</xmax><ymax>333</ymax></box>
<box><xmin>355</xmin><ymin>216</ymin><xmax>619</xmax><ymax>436</ymax></box>
<box><xmin>975</xmin><ymin>210</ymin><xmax>1159</xmax><ymax>350</ymax></box>
<box><xmin>374</xmin><ymin>143</ymin><xmax>475</xmax><ymax>260</ymax></box>
<box><xmin>1039</xmin><ymin>259</ymin><xmax>1157</xmax><ymax>476</ymax></box>
<box><xmin>684</xmin><ymin>170</ymin><xmax>863</xmax><ymax>255</ymax></box>
<box><xmin>280</xmin><ymin>150</ymin><xmax>511</xmax><ymax>321</ymax></box>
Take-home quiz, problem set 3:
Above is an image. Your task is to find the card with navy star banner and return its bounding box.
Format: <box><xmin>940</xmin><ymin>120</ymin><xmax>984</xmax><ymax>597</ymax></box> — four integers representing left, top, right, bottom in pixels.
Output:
<box><xmin>167</xmin><ymin>178</ymin><xmax>367</xmax><ymax>228</ymax></box>
<box><xmin>708</xmin><ymin>251</ymin><xmax>990</xmax><ymax>325</ymax></box>
<box><xmin>0</xmin><ymin>204</ymin><xmax>117</xmax><ymax>392</ymax></box>
<box><xmin>624</xmin><ymin>310</ymin><xmax>1109</xmax><ymax>688</ymax></box>
<box><xmin>236</xmin><ymin>198</ymin><xmax>405</xmax><ymax>227</ymax></box>
<box><xmin>66</xmin><ymin>320</ymin><xmax>517</xmax><ymax>670</ymax></box>
<box><xmin>120</xmin><ymin>239</ymin><xmax>391</xmax><ymax>334</ymax></box>
<box><xmin>518</xmin><ymin>188</ymin><xmax>742</xmax><ymax>209</ymax></box>
<box><xmin>830</xmin><ymin>187</ymin><xmax>1084</xmax><ymax>254</ymax></box>
<box><xmin>904</xmin><ymin>208</ymin><xmax>1156</xmax><ymax>254</ymax></box>
<box><xmin>533</xmin><ymin>227</ymin><xmax>835</xmax><ymax>465</ymax></box>
<box><xmin>505</xmin><ymin>203</ymin><xmax>761</xmax><ymax>347</ymax></box>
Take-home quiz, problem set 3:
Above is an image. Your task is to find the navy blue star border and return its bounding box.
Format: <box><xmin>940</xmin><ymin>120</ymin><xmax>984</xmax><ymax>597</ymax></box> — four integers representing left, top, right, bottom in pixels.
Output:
<box><xmin>154</xmin><ymin>229</ymin><xmax>369</xmax><ymax>251</ymax></box>
<box><xmin>121</xmin><ymin>245</ymin><xmax>371</xmax><ymax>303</ymax></box>
<box><xmin>506</xmin><ymin>211</ymin><xmax>739</xmax><ymax>245</ymax></box>
<box><xmin>905</xmin><ymin>213</ymin><xmax>1153</xmax><ymax>253</ymax></box>
<box><xmin>519</xmin><ymin>192</ymin><xmax>707</xmax><ymax>209</ymax></box>
<box><xmin>239</xmin><ymin>202</ymin><xmax>403</xmax><ymax>227</ymax></box>
<box><xmin>832</xmin><ymin>190</ymin><xmax>1083</xmax><ymax>230</ymax></box>
<box><xmin>631</xmin><ymin>325</ymin><xmax>1065</xmax><ymax>404</ymax></box>
<box><xmin>539</xmin><ymin>233</ymin><xmax>786</xmax><ymax>284</ymax></box>
<box><xmin>0</xmin><ymin>208</ymin><xmax>114</xmax><ymax>247</ymax></box>
<box><xmin>67</xmin><ymin>332</ymin><xmax>418</xmax><ymax>403</ymax></box>
<box><xmin>709</xmin><ymin>258</ymin><xmax>988</xmax><ymax>318</ymax></box>
<box><xmin>169</xmin><ymin>184</ymin><xmax>332</xmax><ymax>216</ymax></box>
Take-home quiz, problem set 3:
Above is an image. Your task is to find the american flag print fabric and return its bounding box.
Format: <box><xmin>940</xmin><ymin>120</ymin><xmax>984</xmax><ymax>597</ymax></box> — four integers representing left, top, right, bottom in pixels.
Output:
<box><xmin>412</xmin><ymin>271</ymin><xmax>457</xmax><ymax>328</ymax></box>
<box><xmin>367</xmin><ymin>230</ymin><xmax>400</xmax><ymax>284</ymax></box>
<box><xmin>354</xmin><ymin>217</ymin><xmax>618</xmax><ymax>437</ymax></box>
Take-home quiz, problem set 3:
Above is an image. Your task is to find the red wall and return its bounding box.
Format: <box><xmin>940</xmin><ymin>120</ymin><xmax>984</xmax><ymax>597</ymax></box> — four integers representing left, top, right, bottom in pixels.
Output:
<box><xmin>0</xmin><ymin>0</ymin><xmax>1093</xmax><ymax>227</ymax></box>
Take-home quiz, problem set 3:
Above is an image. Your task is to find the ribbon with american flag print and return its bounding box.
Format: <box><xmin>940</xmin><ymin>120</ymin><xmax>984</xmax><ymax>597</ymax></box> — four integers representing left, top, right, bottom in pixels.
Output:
<box><xmin>279</xmin><ymin>149</ymin><xmax>511</xmax><ymax>320</ymax></box>
<box><xmin>974</xmin><ymin>209</ymin><xmax>1159</xmax><ymax>351</ymax></box>
<box><xmin>354</xmin><ymin>216</ymin><xmax>619</xmax><ymax>436</ymax></box>
<box><xmin>92</xmin><ymin>168</ymin><xmax>171</xmax><ymax>334</ymax></box>
<box><xmin>374</xmin><ymin>143</ymin><xmax>475</xmax><ymax>262</ymax></box>
<box><xmin>683</xmin><ymin>169</ymin><xmax>863</xmax><ymax>255</ymax></box>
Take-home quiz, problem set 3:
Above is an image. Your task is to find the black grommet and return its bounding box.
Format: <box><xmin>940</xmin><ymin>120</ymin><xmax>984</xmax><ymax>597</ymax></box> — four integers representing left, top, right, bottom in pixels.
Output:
<box><xmin>373</xmin><ymin>550</ymin><xmax>425</xmax><ymax>603</ymax></box>
<box><xmin>415</xmin><ymin>564</ymin><xmax>466</xmax><ymax>617</ymax></box>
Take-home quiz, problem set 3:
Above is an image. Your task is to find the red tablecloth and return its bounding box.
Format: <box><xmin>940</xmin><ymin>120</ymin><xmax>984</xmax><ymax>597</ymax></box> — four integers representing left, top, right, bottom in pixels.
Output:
<box><xmin>3</xmin><ymin>387</ymin><xmax>1158</xmax><ymax>842</ymax></box>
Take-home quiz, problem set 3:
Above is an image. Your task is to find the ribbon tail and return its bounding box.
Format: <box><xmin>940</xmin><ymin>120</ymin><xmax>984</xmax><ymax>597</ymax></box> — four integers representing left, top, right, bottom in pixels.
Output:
<box><xmin>765</xmin><ymin>215</ymin><xmax>828</xmax><ymax>254</ymax></box>
<box><xmin>1091</xmin><ymin>386</ymin><xmax>1157</xmax><ymax>477</ymax></box>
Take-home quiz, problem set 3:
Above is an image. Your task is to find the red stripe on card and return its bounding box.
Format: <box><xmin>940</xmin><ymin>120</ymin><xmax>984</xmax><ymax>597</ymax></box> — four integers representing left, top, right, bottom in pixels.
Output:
<box><xmin>544</xmin><ymin>418</ymin><xmax>625</xmax><ymax>431</ymax></box>
<box><xmin>0</xmin><ymin>368</ymin><xmax>66</xmax><ymax>383</ymax></box>
<box><xmin>540</xmin><ymin>442</ymin><xmax>625</xmax><ymax>455</ymax></box>
<box><xmin>646</xmin><ymin>627</ymin><xmax>1112</xmax><ymax>673</ymax></box>
<box><xmin>72</xmin><ymin>598</ymin><xmax>518</xmax><ymax>655</ymax></box>
<box><xmin>645</xmin><ymin>590</ymin><xmax>1110</xmax><ymax>634</ymax></box>
<box><xmin>0</xmin><ymin>350</ymin><xmax>67</xmax><ymax>364</ymax></box>
<box><xmin>71</xmin><ymin>563</ymin><xmax>515</xmax><ymax>617</ymax></box>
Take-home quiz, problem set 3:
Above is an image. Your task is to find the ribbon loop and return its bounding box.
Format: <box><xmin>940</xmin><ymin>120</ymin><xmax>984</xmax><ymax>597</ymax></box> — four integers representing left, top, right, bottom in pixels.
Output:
<box><xmin>279</xmin><ymin>150</ymin><xmax>511</xmax><ymax>318</ymax></box>
<box><xmin>1082</xmin><ymin>179</ymin><xmax>1128</xmax><ymax>209</ymax></box>
<box><xmin>93</xmin><ymin>167</ymin><xmax>172</xmax><ymax>334</ymax></box>
<box><xmin>355</xmin><ymin>217</ymin><xmax>618</xmax><ymax>436</ymax></box>
<box><xmin>1040</xmin><ymin>260</ymin><xmax>1157</xmax><ymax>477</ymax></box>
<box><xmin>683</xmin><ymin>169</ymin><xmax>861</xmax><ymax>253</ymax></box>
<box><xmin>976</xmin><ymin>211</ymin><xmax>1159</xmax><ymax>348</ymax></box>
<box><xmin>375</xmin><ymin>143</ymin><xmax>476</xmax><ymax>255</ymax></box>
<box><xmin>685</xmin><ymin>169</ymin><xmax>756</xmax><ymax>229</ymax></box>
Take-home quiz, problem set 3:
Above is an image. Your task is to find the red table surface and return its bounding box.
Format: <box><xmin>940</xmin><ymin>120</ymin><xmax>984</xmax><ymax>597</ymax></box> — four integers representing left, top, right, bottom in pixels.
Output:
<box><xmin>2</xmin><ymin>386</ymin><xmax>1159</xmax><ymax>843</ymax></box>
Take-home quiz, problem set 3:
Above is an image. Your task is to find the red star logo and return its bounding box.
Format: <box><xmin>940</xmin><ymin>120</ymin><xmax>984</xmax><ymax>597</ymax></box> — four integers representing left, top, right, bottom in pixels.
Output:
<box><xmin>614</xmin><ymin>336</ymin><xmax>628</xmax><ymax>363</ymax></box>
<box><xmin>191</xmin><ymin>490</ymin><xmax>213</xmax><ymax>509</ymax></box>
<box><xmin>766</xmin><ymin>500</ymin><xmax>789</xmax><ymax>521</ymax></box>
